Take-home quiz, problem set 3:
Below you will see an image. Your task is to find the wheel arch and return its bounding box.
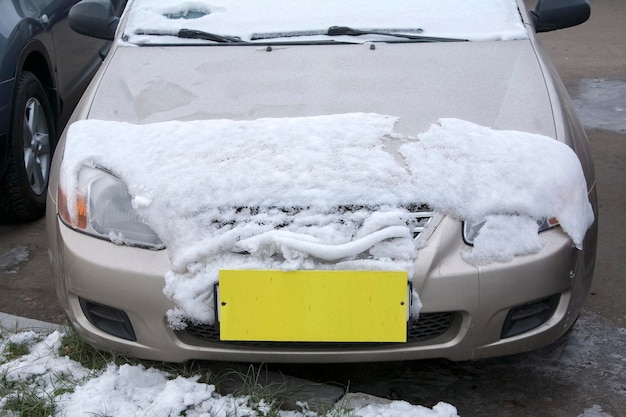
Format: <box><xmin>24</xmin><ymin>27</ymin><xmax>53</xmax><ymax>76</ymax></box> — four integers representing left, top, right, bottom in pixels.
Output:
<box><xmin>15</xmin><ymin>42</ymin><xmax>59</xmax><ymax>130</ymax></box>
<box><xmin>1</xmin><ymin>22</ymin><xmax>57</xmax><ymax>184</ymax></box>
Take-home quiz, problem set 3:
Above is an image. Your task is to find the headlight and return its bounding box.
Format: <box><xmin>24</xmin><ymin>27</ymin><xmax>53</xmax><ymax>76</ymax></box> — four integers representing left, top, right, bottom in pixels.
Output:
<box><xmin>463</xmin><ymin>217</ymin><xmax>559</xmax><ymax>246</ymax></box>
<box><xmin>58</xmin><ymin>167</ymin><xmax>164</xmax><ymax>249</ymax></box>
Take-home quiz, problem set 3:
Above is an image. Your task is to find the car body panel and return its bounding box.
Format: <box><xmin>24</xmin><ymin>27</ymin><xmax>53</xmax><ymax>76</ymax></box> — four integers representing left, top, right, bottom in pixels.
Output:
<box><xmin>88</xmin><ymin>40</ymin><xmax>556</xmax><ymax>139</ymax></box>
<box><xmin>46</xmin><ymin>0</ymin><xmax>597</xmax><ymax>362</ymax></box>
<box><xmin>47</xmin><ymin>208</ymin><xmax>587</xmax><ymax>362</ymax></box>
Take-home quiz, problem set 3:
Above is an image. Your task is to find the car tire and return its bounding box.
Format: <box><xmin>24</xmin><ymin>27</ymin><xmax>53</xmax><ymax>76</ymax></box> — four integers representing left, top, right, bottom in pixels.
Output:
<box><xmin>0</xmin><ymin>71</ymin><xmax>56</xmax><ymax>222</ymax></box>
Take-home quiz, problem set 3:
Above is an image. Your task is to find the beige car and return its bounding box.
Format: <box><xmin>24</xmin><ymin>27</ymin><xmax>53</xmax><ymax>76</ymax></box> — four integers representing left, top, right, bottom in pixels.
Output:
<box><xmin>47</xmin><ymin>0</ymin><xmax>597</xmax><ymax>363</ymax></box>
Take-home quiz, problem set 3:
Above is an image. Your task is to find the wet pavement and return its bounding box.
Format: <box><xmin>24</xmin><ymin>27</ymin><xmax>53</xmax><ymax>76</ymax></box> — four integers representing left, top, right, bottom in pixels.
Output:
<box><xmin>276</xmin><ymin>311</ymin><xmax>625</xmax><ymax>417</ymax></box>
<box><xmin>0</xmin><ymin>219</ymin><xmax>67</xmax><ymax>324</ymax></box>
<box><xmin>0</xmin><ymin>245</ymin><xmax>29</xmax><ymax>273</ymax></box>
<box><xmin>572</xmin><ymin>79</ymin><xmax>626</xmax><ymax>133</ymax></box>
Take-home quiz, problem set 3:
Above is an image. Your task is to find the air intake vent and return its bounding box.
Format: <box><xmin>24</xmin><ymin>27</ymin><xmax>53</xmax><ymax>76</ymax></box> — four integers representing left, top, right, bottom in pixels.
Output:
<box><xmin>180</xmin><ymin>311</ymin><xmax>456</xmax><ymax>347</ymax></box>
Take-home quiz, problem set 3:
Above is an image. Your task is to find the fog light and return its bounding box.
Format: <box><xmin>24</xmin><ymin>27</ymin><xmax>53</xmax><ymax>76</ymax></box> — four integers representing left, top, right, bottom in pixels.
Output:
<box><xmin>501</xmin><ymin>295</ymin><xmax>559</xmax><ymax>339</ymax></box>
<box><xmin>80</xmin><ymin>298</ymin><xmax>136</xmax><ymax>341</ymax></box>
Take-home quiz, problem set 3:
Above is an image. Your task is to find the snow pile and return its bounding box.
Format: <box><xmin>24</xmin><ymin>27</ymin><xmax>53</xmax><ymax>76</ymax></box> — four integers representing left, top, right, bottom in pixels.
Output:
<box><xmin>0</xmin><ymin>331</ymin><xmax>90</xmax><ymax>408</ymax></box>
<box><xmin>123</xmin><ymin>0</ymin><xmax>528</xmax><ymax>44</ymax></box>
<box><xmin>62</xmin><ymin>114</ymin><xmax>594</xmax><ymax>327</ymax></box>
<box><xmin>352</xmin><ymin>401</ymin><xmax>459</xmax><ymax>417</ymax></box>
<box><xmin>0</xmin><ymin>329</ymin><xmax>460</xmax><ymax>417</ymax></box>
<box><xmin>58</xmin><ymin>364</ymin><xmax>224</xmax><ymax>417</ymax></box>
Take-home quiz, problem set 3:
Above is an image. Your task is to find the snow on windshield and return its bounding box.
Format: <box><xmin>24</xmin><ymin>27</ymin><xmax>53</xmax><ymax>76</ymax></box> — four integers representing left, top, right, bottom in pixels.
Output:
<box><xmin>123</xmin><ymin>0</ymin><xmax>529</xmax><ymax>44</ymax></box>
<box><xmin>62</xmin><ymin>114</ymin><xmax>594</xmax><ymax>328</ymax></box>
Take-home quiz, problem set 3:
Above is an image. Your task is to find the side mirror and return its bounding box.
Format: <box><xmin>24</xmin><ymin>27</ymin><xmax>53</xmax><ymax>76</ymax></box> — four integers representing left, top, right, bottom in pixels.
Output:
<box><xmin>531</xmin><ymin>0</ymin><xmax>590</xmax><ymax>32</ymax></box>
<box><xmin>69</xmin><ymin>0</ymin><xmax>119</xmax><ymax>40</ymax></box>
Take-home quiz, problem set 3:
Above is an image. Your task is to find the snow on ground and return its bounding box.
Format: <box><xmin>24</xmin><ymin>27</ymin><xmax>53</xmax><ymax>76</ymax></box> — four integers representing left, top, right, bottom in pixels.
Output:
<box><xmin>3</xmin><ymin>313</ymin><xmax>623</xmax><ymax>416</ymax></box>
<box><xmin>61</xmin><ymin>114</ymin><xmax>594</xmax><ymax>327</ymax></box>
<box><xmin>0</xmin><ymin>329</ymin><xmax>459</xmax><ymax>417</ymax></box>
<box><xmin>0</xmin><ymin>246</ymin><xmax>29</xmax><ymax>273</ymax></box>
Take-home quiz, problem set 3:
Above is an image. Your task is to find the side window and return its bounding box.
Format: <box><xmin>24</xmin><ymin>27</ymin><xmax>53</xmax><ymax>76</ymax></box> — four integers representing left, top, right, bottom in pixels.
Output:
<box><xmin>27</xmin><ymin>0</ymin><xmax>59</xmax><ymax>15</ymax></box>
<box><xmin>15</xmin><ymin>0</ymin><xmax>51</xmax><ymax>16</ymax></box>
<box><xmin>111</xmin><ymin>0</ymin><xmax>128</xmax><ymax>16</ymax></box>
<box><xmin>48</xmin><ymin>0</ymin><xmax>107</xmax><ymax>121</ymax></box>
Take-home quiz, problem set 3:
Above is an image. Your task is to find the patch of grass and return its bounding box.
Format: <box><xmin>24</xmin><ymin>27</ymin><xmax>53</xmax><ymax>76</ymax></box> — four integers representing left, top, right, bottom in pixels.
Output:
<box><xmin>57</xmin><ymin>325</ymin><xmax>219</xmax><ymax>384</ymax></box>
<box><xmin>157</xmin><ymin>360</ymin><xmax>218</xmax><ymax>386</ymax></box>
<box><xmin>58</xmin><ymin>324</ymin><xmax>137</xmax><ymax>370</ymax></box>
<box><xmin>0</xmin><ymin>373</ymin><xmax>55</xmax><ymax>417</ymax></box>
<box><xmin>325</xmin><ymin>405</ymin><xmax>358</xmax><ymax>417</ymax></box>
<box><xmin>220</xmin><ymin>364</ymin><xmax>295</xmax><ymax>415</ymax></box>
<box><xmin>2</xmin><ymin>341</ymin><xmax>30</xmax><ymax>362</ymax></box>
<box><xmin>50</xmin><ymin>373</ymin><xmax>79</xmax><ymax>398</ymax></box>
<box><xmin>58</xmin><ymin>326</ymin><xmax>224</xmax><ymax>390</ymax></box>
<box><xmin>3</xmin><ymin>327</ymin><xmax>357</xmax><ymax>416</ymax></box>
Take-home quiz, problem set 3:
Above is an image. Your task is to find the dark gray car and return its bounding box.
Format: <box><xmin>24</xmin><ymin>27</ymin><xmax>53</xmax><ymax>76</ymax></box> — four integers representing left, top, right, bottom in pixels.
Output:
<box><xmin>0</xmin><ymin>0</ymin><xmax>125</xmax><ymax>222</ymax></box>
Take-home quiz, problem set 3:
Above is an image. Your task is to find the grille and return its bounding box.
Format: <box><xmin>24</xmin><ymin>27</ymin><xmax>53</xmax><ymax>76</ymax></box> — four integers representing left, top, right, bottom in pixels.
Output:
<box><xmin>404</xmin><ymin>204</ymin><xmax>435</xmax><ymax>240</ymax></box>
<box><xmin>212</xmin><ymin>203</ymin><xmax>435</xmax><ymax>241</ymax></box>
<box><xmin>180</xmin><ymin>312</ymin><xmax>456</xmax><ymax>347</ymax></box>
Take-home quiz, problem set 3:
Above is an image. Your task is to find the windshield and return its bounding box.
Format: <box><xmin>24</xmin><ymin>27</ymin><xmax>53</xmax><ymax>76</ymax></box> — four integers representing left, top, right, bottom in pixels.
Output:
<box><xmin>122</xmin><ymin>0</ymin><xmax>528</xmax><ymax>46</ymax></box>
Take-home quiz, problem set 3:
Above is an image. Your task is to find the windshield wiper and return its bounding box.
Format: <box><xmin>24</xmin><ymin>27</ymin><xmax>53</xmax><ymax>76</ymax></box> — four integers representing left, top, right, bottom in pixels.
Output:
<box><xmin>327</xmin><ymin>26</ymin><xmax>467</xmax><ymax>42</ymax></box>
<box><xmin>177</xmin><ymin>29</ymin><xmax>245</xmax><ymax>43</ymax></box>
<box><xmin>133</xmin><ymin>28</ymin><xmax>245</xmax><ymax>43</ymax></box>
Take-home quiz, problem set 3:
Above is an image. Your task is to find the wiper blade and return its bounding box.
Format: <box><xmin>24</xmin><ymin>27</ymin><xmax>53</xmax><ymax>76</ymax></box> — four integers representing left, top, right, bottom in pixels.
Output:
<box><xmin>327</xmin><ymin>26</ymin><xmax>467</xmax><ymax>42</ymax></box>
<box><xmin>133</xmin><ymin>28</ymin><xmax>245</xmax><ymax>43</ymax></box>
<box><xmin>177</xmin><ymin>29</ymin><xmax>245</xmax><ymax>43</ymax></box>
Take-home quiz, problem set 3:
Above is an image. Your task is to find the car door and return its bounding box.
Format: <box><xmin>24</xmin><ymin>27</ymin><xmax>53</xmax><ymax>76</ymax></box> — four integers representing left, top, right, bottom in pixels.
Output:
<box><xmin>42</xmin><ymin>0</ymin><xmax>126</xmax><ymax>126</ymax></box>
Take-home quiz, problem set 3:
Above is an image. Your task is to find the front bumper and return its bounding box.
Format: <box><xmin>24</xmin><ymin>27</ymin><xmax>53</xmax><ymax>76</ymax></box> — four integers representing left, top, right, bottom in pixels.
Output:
<box><xmin>48</xmin><ymin>212</ymin><xmax>592</xmax><ymax>363</ymax></box>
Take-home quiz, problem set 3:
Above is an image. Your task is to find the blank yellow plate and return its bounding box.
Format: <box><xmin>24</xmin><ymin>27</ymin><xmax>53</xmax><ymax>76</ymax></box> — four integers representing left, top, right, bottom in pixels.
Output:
<box><xmin>218</xmin><ymin>270</ymin><xmax>408</xmax><ymax>342</ymax></box>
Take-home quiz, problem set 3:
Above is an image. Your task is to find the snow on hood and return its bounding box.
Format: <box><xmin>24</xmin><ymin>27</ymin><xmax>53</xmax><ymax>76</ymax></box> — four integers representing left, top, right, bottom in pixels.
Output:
<box><xmin>62</xmin><ymin>114</ymin><xmax>594</xmax><ymax>327</ymax></box>
<box><xmin>123</xmin><ymin>0</ymin><xmax>528</xmax><ymax>44</ymax></box>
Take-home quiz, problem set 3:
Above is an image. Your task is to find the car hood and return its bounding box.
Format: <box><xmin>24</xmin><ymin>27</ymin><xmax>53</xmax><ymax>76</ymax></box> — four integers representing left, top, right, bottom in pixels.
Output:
<box><xmin>61</xmin><ymin>39</ymin><xmax>597</xmax><ymax>328</ymax></box>
<box><xmin>87</xmin><ymin>39</ymin><xmax>555</xmax><ymax>138</ymax></box>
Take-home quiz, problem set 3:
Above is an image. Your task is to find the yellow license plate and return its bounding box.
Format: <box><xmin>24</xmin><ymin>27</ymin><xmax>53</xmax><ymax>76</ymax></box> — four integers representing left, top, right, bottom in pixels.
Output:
<box><xmin>218</xmin><ymin>270</ymin><xmax>408</xmax><ymax>342</ymax></box>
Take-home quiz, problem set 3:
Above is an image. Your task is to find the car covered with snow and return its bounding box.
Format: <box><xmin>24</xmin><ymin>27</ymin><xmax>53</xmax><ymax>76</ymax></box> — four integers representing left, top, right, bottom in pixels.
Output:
<box><xmin>47</xmin><ymin>0</ymin><xmax>597</xmax><ymax>363</ymax></box>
